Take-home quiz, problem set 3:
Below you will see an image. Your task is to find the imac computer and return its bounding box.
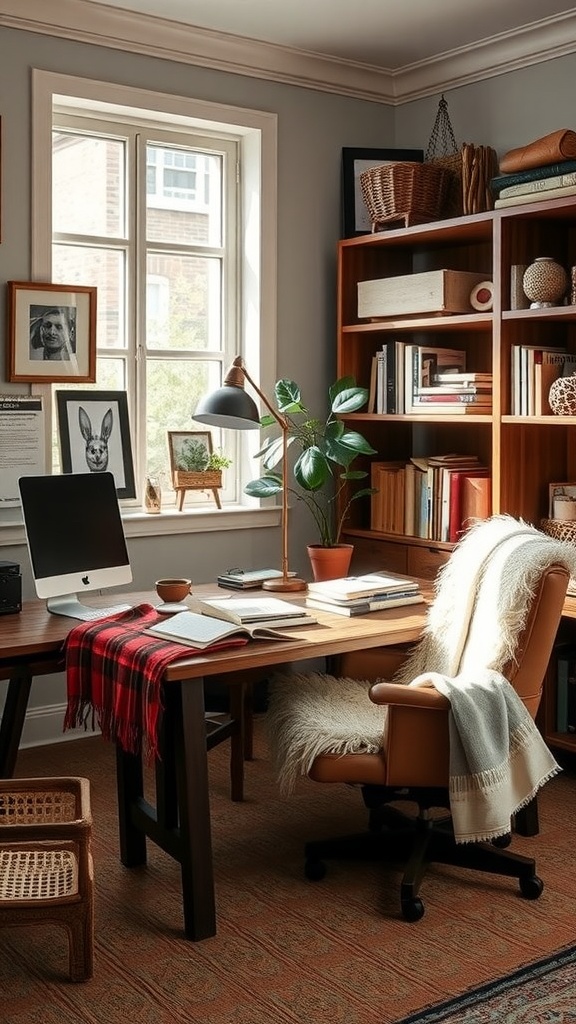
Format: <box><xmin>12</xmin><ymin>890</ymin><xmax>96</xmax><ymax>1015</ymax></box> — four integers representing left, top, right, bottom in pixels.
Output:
<box><xmin>19</xmin><ymin>471</ymin><xmax>133</xmax><ymax>620</ymax></box>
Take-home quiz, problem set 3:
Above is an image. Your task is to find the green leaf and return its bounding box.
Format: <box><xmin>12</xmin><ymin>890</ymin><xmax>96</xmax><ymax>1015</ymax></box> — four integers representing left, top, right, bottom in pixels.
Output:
<box><xmin>294</xmin><ymin>447</ymin><xmax>331</xmax><ymax>491</ymax></box>
<box><xmin>326</xmin><ymin>430</ymin><xmax>376</xmax><ymax>467</ymax></box>
<box><xmin>244</xmin><ymin>474</ymin><xmax>283</xmax><ymax>498</ymax></box>
<box><xmin>331</xmin><ymin>386</ymin><xmax>370</xmax><ymax>414</ymax></box>
<box><xmin>275</xmin><ymin>379</ymin><xmax>305</xmax><ymax>414</ymax></box>
<box><xmin>328</xmin><ymin>376</ymin><xmax>355</xmax><ymax>406</ymax></box>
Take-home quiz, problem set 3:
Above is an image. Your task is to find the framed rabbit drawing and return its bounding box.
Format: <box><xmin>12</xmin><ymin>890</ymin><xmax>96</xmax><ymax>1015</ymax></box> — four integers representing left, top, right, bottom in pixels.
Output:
<box><xmin>55</xmin><ymin>390</ymin><xmax>136</xmax><ymax>498</ymax></box>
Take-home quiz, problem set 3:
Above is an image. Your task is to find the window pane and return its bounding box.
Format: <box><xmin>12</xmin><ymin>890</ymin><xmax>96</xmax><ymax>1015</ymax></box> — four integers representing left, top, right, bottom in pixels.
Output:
<box><xmin>146</xmin><ymin>359</ymin><xmax>222</xmax><ymax>477</ymax></box>
<box><xmin>53</xmin><ymin>245</ymin><xmax>126</xmax><ymax>349</ymax></box>
<box><xmin>146</xmin><ymin>255</ymin><xmax>221</xmax><ymax>351</ymax></box>
<box><xmin>52</xmin><ymin>132</ymin><xmax>125</xmax><ymax>237</ymax></box>
<box><xmin>146</xmin><ymin>145</ymin><xmax>223</xmax><ymax>246</ymax></box>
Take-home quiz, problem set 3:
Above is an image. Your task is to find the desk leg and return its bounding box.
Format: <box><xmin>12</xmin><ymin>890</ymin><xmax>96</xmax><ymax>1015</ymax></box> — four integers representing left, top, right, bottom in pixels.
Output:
<box><xmin>0</xmin><ymin>671</ymin><xmax>33</xmax><ymax>777</ymax></box>
<box><xmin>170</xmin><ymin>679</ymin><xmax>216</xmax><ymax>940</ymax></box>
<box><xmin>116</xmin><ymin>745</ymin><xmax>147</xmax><ymax>867</ymax></box>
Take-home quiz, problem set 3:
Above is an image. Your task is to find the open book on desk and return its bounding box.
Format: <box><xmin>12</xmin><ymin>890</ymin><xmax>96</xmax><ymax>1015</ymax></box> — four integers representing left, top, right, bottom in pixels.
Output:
<box><xmin>146</xmin><ymin>609</ymin><xmax>310</xmax><ymax>651</ymax></box>
<box><xmin>197</xmin><ymin>596</ymin><xmax>316</xmax><ymax>629</ymax></box>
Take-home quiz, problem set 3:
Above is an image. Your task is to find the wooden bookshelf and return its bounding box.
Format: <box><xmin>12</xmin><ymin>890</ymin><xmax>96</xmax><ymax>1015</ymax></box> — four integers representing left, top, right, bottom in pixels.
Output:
<box><xmin>335</xmin><ymin>196</ymin><xmax>576</xmax><ymax>753</ymax></box>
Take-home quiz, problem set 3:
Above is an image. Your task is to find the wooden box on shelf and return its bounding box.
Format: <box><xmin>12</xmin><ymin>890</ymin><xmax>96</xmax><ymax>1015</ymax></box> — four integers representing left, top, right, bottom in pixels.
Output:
<box><xmin>357</xmin><ymin>269</ymin><xmax>488</xmax><ymax>319</ymax></box>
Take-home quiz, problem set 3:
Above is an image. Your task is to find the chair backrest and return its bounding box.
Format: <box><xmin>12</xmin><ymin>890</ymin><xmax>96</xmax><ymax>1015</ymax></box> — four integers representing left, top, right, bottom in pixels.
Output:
<box><xmin>459</xmin><ymin>563</ymin><xmax>569</xmax><ymax>717</ymax></box>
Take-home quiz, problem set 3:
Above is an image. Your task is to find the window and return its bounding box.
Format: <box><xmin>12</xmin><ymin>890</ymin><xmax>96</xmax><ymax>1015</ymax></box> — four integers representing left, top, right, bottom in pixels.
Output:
<box><xmin>29</xmin><ymin>71</ymin><xmax>278</xmax><ymax>533</ymax></box>
<box><xmin>51</xmin><ymin>117</ymin><xmax>238</xmax><ymax>507</ymax></box>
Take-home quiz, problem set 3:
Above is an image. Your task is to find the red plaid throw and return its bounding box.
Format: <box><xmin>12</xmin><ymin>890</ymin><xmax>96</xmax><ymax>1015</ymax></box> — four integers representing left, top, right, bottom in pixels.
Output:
<box><xmin>64</xmin><ymin>603</ymin><xmax>248</xmax><ymax>760</ymax></box>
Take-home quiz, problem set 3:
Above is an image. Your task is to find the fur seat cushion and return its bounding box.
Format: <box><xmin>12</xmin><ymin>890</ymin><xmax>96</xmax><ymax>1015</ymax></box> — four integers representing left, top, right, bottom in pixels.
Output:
<box><xmin>266</xmin><ymin>672</ymin><xmax>385</xmax><ymax>795</ymax></box>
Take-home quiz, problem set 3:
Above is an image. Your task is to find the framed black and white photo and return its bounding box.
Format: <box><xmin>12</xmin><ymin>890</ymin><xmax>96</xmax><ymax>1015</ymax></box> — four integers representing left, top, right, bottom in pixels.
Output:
<box><xmin>7</xmin><ymin>281</ymin><xmax>97</xmax><ymax>383</ymax></box>
<box><xmin>56</xmin><ymin>390</ymin><xmax>136</xmax><ymax>498</ymax></box>
<box><xmin>341</xmin><ymin>147</ymin><xmax>424</xmax><ymax>237</ymax></box>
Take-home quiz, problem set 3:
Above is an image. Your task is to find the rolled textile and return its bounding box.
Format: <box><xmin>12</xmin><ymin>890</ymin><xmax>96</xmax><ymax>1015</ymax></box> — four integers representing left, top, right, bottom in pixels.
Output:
<box><xmin>499</xmin><ymin>129</ymin><xmax>576</xmax><ymax>174</ymax></box>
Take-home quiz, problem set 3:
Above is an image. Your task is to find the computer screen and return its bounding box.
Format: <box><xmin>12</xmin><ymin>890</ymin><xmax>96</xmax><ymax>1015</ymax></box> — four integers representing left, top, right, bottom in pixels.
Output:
<box><xmin>19</xmin><ymin>471</ymin><xmax>133</xmax><ymax>619</ymax></box>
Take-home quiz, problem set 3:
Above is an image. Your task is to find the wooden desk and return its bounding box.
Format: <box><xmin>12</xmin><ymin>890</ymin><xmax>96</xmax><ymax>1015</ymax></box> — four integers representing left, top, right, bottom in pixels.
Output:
<box><xmin>0</xmin><ymin>587</ymin><xmax>429</xmax><ymax>941</ymax></box>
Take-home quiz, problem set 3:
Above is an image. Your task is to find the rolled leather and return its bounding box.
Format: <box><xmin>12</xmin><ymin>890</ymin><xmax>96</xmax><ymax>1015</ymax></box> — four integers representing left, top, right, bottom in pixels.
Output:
<box><xmin>499</xmin><ymin>129</ymin><xmax>576</xmax><ymax>173</ymax></box>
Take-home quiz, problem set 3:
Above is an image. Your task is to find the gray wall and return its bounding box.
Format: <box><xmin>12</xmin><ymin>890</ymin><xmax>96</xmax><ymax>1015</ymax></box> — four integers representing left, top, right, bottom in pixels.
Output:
<box><xmin>1</xmin><ymin>22</ymin><xmax>575</xmax><ymax>734</ymax></box>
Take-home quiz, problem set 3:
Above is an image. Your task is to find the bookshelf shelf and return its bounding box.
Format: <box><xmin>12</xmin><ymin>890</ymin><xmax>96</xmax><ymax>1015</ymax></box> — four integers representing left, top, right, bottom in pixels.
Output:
<box><xmin>336</xmin><ymin>195</ymin><xmax>576</xmax><ymax>754</ymax></box>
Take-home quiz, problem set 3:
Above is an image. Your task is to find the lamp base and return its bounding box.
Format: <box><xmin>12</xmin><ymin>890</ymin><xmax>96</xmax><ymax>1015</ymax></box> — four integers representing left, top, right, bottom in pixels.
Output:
<box><xmin>262</xmin><ymin>576</ymin><xmax>308</xmax><ymax>593</ymax></box>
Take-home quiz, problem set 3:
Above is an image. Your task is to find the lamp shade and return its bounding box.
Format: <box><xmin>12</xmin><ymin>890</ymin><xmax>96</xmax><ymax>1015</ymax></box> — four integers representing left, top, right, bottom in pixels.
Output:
<box><xmin>194</xmin><ymin>385</ymin><xmax>260</xmax><ymax>430</ymax></box>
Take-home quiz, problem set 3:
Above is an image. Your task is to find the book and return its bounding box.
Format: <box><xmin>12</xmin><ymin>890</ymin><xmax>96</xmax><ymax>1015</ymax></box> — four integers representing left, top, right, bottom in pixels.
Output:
<box><xmin>490</xmin><ymin>159</ymin><xmax>576</xmax><ymax>194</ymax></box>
<box><xmin>304</xmin><ymin>586</ymin><xmax>420</xmax><ymax>608</ymax></box>
<box><xmin>216</xmin><ymin>568</ymin><xmax>298</xmax><ymax>589</ymax></box>
<box><xmin>416</xmin><ymin>384</ymin><xmax>492</xmax><ymax>396</ymax></box>
<box><xmin>307</xmin><ymin>572</ymin><xmax>419</xmax><ymax>601</ymax></box>
<box><xmin>460</xmin><ymin>475</ymin><xmax>491</xmax><ymax>531</ymax></box>
<box><xmin>433</xmin><ymin>372</ymin><xmax>493</xmax><ymax>385</ymax></box>
<box><xmin>305</xmin><ymin>593</ymin><xmax>425</xmax><ymax>616</ymax></box>
<box><xmin>448</xmin><ymin>468</ymin><xmax>490</xmax><ymax>542</ymax></box>
<box><xmin>495</xmin><ymin>183</ymin><xmax>576</xmax><ymax>208</ymax></box>
<box><xmin>146</xmin><ymin>609</ymin><xmax>303</xmax><ymax>649</ymax></box>
<box><xmin>499</xmin><ymin>170</ymin><xmax>576</xmax><ymax>199</ymax></box>
<box><xmin>198</xmin><ymin>596</ymin><xmax>316</xmax><ymax>628</ymax></box>
<box><xmin>412</xmin><ymin>392</ymin><xmax>492</xmax><ymax>404</ymax></box>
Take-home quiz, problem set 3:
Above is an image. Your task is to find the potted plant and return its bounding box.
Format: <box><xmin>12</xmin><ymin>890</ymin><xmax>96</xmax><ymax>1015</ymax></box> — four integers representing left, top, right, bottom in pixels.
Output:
<box><xmin>245</xmin><ymin>376</ymin><xmax>376</xmax><ymax>579</ymax></box>
<box><xmin>168</xmin><ymin>431</ymin><xmax>232</xmax><ymax>510</ymax></box>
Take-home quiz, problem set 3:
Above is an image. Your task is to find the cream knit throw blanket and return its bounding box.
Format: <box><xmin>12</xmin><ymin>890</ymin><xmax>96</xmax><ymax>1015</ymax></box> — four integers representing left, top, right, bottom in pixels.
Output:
<box><xmin>267</xmin><ymin>516</ymin><xmax>576</xmax><ymax>842</ymax></box>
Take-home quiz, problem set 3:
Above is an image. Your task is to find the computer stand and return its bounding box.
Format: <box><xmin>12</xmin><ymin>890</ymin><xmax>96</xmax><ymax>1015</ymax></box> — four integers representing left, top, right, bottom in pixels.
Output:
<box><xmin>46</xmin><ymin>594</ymin><xmax>132</xmax><ymax>621</ymax></box>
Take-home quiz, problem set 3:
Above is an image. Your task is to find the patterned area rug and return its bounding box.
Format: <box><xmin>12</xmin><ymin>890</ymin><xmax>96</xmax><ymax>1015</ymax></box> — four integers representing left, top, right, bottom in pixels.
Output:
<box><xmin>396</xmin><ymin>945</ymin><xmax>576</xmax><ymax>1023</ymax></box>
<box><xmin>5</xmin><ymin>717</ymin><xmax>576</xmax><ymax>1024</ymax></box>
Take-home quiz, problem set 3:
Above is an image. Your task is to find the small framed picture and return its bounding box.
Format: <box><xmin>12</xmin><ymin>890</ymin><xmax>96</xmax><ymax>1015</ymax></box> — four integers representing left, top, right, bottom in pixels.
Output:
<box><xmin>7</xmin><ymin>281</ymin><xmax>97</xmax><ymax>383</ymax></box>
<box><xmin>341</xmin><ymin>147</ymin><xmax>424</xmax><ymax>237</ymax></box>
<box><xmin>56</xmin><ymin>390</ymin><xmax>136</xmax><ymax>498</ymax></box>
<box><xmin>168</xmin><ymin>430</ymin><xmax>213</xmax><ymax>475</ymax></box>
<box><xmin>548</xmin><ymin>481</ymin><xmax>576</xmax><ymax>518</ymax></box>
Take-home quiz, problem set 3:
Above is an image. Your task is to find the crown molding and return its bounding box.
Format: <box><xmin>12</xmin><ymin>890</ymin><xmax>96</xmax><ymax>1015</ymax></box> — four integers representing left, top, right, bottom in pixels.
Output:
<box><xmin>1</xmin><ymin>0</ymin><xmax>576</xmax><ymax>104</ymax></box>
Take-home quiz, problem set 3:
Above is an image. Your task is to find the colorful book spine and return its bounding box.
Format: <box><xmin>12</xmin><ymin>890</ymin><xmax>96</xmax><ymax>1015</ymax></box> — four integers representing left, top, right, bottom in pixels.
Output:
<box><xmin>490</xmin><ymin>159</ymin><xmax>576</xmax><ymax>193</ymax></box>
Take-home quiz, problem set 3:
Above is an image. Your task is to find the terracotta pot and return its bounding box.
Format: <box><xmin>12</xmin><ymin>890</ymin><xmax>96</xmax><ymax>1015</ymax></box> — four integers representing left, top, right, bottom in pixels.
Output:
<box><xmin>307</xmin><ymin>543</ymin><xmax>354</xmax><ymax>582</ymax></box>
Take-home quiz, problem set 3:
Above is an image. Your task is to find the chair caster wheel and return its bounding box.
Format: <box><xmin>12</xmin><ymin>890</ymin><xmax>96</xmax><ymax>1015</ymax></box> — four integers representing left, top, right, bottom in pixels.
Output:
<box><xmin>520</xmin><ymin>874</ymin><xmax>544</xmax><ymax>900</ymax></box>
<box><xmin>304</xmin><ymin>858</ymin><xmax>326</xmax><ymax>881</ymax></box>
<box><xmin>401</xmin><ymin>897</ymin><xmax>425</xmax><ymax>922</ymax></box>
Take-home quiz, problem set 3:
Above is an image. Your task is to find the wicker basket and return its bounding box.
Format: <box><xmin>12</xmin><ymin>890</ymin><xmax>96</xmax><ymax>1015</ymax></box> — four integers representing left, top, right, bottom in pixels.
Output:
<box><xmin>359</xmin><ymin>161</ymin><xmax>449</xmax><ymax>230</ymax></box>
<box><xmin>540</xmin><ymin>518</ymin><xmax>576</xmax><ymax>543</ymax></box>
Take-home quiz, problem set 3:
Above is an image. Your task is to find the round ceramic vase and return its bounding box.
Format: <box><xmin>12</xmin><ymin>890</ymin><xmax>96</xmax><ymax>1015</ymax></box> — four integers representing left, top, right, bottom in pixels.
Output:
<box><xmin>522</xmin><ymin>257</ymin><xmax>568</xmax><ymax>308</ymax></box>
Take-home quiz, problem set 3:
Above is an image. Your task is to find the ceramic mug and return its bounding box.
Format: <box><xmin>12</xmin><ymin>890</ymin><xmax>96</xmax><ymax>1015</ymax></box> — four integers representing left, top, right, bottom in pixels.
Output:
<box><xmin>155</xmin><ymin>578</ymin><xmax>192</xmax><ymax>603</ymax></box>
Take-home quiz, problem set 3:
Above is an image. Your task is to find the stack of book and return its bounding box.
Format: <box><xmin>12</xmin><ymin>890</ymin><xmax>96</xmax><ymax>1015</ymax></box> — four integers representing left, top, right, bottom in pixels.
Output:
<box><xmin>305</xmin><ymin>573</ymin><xmax>425</xmax><ymax>617</ymax></box>
<box><xmin>491</xmin><ymin>159</ymin><xmax>576</xmax><ymax>209</ymax></box>
<box><xmin>510</xmin><ymin>346</ymin><xmax>576</xmax><ymax>415</ymax></box>
<box><xmin>411</xmin><ymin>371</ymin><xmax>492</xmax><ymax>414</ymax></box>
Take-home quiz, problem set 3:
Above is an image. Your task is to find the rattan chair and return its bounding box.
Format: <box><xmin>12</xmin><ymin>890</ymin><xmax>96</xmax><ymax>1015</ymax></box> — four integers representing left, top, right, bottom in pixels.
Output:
<box><xmin>0</xmin><ymin>776</ymin><xmax>94</xmax><ymax>981</ymax></box>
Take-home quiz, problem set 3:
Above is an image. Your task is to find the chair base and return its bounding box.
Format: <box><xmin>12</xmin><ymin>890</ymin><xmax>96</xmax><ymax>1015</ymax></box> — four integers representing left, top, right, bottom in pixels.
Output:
<box><xmin>304</xmin><ymin>804</ymin><xmax>543</xmax><ymax>922</ymax></box>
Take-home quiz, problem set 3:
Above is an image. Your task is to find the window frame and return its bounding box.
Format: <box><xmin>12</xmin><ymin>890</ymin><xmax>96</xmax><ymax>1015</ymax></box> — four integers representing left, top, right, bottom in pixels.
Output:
<box><xmin>27</xmin><ymin>70</ymin><xmax>280</xmax><ymax>540</ymax></box>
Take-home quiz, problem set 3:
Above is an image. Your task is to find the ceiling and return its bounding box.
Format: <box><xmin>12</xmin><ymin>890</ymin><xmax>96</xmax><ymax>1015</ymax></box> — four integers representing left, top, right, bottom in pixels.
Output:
<box><xmin>5</xmin><ymin>0</ymin><xmax>576</xmax><ymax>102</ymax></box>
<box><xmin>80</xmin><ymin>0</ymin><xmax>576</xmax><ymax>71</ymax></box>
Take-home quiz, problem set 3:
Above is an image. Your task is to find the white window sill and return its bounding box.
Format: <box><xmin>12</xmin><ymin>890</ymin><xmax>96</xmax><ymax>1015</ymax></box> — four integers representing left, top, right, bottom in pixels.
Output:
<box><xmin>0</xmin><ymin>504</ymin><xmax>280</xmax><ymax>547</ymax></box>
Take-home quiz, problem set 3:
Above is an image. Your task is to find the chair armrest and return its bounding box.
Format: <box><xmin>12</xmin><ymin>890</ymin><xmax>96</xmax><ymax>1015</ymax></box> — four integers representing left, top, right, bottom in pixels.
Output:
<box><xmin>369</xmin><ymin>680</ymin><xmax>450</xmax><ymax>711</ymax></box>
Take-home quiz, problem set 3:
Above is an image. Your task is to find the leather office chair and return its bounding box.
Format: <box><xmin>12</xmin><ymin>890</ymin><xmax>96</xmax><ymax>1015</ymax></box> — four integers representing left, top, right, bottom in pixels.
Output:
<box><xmin>267</xmin><ymin>518</ymin><xmax>574</xmax><ymax>921</ymax></box>
<box><xmin>0</xmin><ymin>776</ymin><xmax>94</xmax><ymax>980</ymax></box>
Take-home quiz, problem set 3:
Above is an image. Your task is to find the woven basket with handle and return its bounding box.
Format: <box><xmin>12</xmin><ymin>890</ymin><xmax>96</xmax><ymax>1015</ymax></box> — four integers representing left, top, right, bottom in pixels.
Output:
<box><xmin>359</xmin><ymin>161</ymin><xmax>449</xmax><ymax>230</ymax></box>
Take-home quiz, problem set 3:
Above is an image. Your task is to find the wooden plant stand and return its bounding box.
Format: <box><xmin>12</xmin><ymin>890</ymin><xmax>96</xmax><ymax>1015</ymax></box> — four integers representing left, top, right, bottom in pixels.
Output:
<box><xmin>172</xmin><ymin>470</ymin><xmax>222</xmax><ymax>511</ymax></box>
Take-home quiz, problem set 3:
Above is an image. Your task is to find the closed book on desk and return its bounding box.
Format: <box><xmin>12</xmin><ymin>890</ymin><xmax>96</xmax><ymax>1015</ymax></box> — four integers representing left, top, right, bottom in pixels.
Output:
<box><xmin>307</xmin><ymin>573</ymin><xmax>419</xmax><ymax>601</ymax></box>
<box><xmin>147</xmin><ymin>610</ymin><xmax>301</xmax><ymax>649</ymax></box>
<box><xmin>306</xmin><ymin>593</ymin><xmax>425</xmax><ymax>616</ymax></box>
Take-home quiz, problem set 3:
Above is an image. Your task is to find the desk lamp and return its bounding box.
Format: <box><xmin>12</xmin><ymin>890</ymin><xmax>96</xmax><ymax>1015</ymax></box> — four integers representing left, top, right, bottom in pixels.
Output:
<box><xmin>194</xmin><ymin>356</ymin><xmax>307</xmax><ymax>593</ymax></box>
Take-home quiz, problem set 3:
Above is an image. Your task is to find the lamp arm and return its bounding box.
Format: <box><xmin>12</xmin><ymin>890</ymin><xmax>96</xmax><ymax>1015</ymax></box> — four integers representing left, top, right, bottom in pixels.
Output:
<box><xmin>230</xmin><ymin>358</ymin><xmax>290</xmax><ymax>583</ymax></box>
